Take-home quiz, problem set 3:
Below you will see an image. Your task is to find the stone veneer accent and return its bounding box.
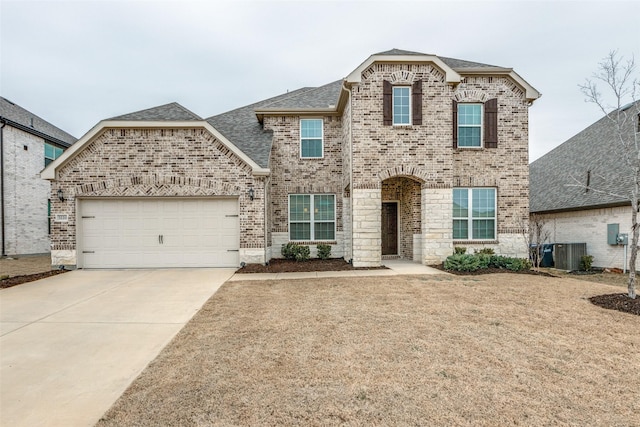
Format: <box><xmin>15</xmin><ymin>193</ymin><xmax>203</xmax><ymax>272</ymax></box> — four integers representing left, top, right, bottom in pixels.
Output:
<box><xmin>51</xmin><ymin>127</ymin><xmax>264</xmax><ymax>267</ymax></box>
<box><xmin>271</xmin><ymin>232</ymin><xmax>345</xmax><ymax>259</ymax></box>
<box><xmin>421</xmin><ymin>188</ymin><xmax>453</xmax><ymax>264</ymax></box>
<box><xmin>351</xmin><ymin>188</ymin><xmax>381</xmax><ymax>267</ymax></box>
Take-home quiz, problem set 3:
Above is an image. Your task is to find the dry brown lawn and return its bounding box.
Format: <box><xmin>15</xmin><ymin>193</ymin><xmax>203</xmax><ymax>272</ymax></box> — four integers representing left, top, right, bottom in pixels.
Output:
<box><xmin>0</xmin><ymin>254</ymin><xmax>51</xmax><ymax>277</ymax></box>
<box><xmin>98</xmin><ymin>274</ymin><xmax>640</xmax><ymax>426</ymax></box>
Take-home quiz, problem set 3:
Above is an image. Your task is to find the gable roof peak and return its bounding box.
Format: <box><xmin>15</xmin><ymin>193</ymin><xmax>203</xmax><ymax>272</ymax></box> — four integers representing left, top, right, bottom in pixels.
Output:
<box><xmin>374</xmin><ymin>48</ymin><xmax>434</xmax><ymax>56</ymax></box>
<box><xmin>109</xmin><ymin>102</ymin><xmax>202</xmax><ymax>121</ymax></box>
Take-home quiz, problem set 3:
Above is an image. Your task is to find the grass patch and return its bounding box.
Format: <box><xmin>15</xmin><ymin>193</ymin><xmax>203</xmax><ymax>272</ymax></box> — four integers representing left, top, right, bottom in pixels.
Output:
<box><xmin>98</xmin><ymin>274</ymin><xmax>640</xmax><ymax>426</ymax></box>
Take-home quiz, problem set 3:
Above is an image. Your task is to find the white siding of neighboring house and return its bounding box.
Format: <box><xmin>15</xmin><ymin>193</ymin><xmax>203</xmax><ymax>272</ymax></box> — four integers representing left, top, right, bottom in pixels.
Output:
<box><xmin>539</xmin><ymin>205</ymin><xmax>638</xmax><ymax>271</ymax></box>
<box><xmin>2</xmin><ymin>126</ymin><xmax>51</xmax><ymax>255</ymax></box>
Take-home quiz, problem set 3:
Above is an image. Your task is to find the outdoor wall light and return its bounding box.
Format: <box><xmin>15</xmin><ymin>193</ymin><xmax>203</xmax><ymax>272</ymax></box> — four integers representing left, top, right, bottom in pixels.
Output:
<box><xmin>57</xmin><ymin>189</ymin><xmax>65</xmax><ymax>202</ymax></box>
<box><xmin>248</xmin><ymin>187</ymin><xmax>255</xmax><ymax>201</ymax></box>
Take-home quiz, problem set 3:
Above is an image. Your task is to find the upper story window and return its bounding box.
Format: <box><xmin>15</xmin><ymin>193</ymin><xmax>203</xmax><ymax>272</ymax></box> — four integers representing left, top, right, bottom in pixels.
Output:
<box><xmin>457</xmin><ymin>104</ymin><xmax>483</xmax><ymax>147</ymax></box>
<box><xmin>44</xmin><ymin>143</ymin><xmax>64</xmax><ymax>166</ymax></box>
<box><xmin>453</xmin><ymin>188</ymin><xmax>496</xmax><ymax>240</ymax></box>
<box><xmin>393</xmin><ymin>87</ymin><xmax>411</xmax><ymax>125</ymax></box>
<box><xmin>383</xmin><ymin>80</ymin><xmax>422</xmax><ymax>126</ymax></box>
<box><xmin>453</xmin><ymin>98</ymin><xmax>498</xmax><ymax>149</ymax></box>
<box><xmin>300</xmin><ymin>119</ymin><xmax>323</xmax><ymax>158</ymax></box>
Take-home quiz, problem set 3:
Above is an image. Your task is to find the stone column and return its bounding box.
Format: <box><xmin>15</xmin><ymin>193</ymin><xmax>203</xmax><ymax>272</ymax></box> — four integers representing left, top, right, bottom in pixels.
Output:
<box><xmin>352</xmin><ymin>188</ymin><xmax>381</xmax><ymax>267</ymax></box>
<box><xmin>421</xmin><ymin>187</ymin><xmax>453</xmax><ymax>264</ymax></box>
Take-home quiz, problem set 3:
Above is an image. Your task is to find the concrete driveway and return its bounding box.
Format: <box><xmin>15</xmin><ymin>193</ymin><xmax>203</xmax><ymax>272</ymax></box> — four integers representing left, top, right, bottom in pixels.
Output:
<box><xmin>0</xmin><ymin>268</ymin><xmax>234</xmax><ymax>427</ymax></box>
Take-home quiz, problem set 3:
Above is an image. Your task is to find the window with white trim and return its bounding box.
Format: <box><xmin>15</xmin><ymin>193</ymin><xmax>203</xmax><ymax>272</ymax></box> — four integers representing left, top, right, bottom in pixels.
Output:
<box><xmin>300</xmin><ymin>119</ymin><xmax>323</xmax><ymax>158</ymax></box>
<box><xmin>453</xmin><ymin>188</ymin><xmax>496</xmax><ymax>240</ymax></box>
<box><xmin>457</xmin><ymin>103</ymin><xmax>483</xmax><ymax>147</ymax></box>
<box><xmin>393</xmin><ymin>86</ymin><xmax>411</xmax><ymax>125</ymax></box>
<box><xmin>44</xmin><ymin>143</ymin><xmax>64</xmax><ymax>166</ymax></box>
<box><xmin>289</xmin><ymin>194</ymin><xmax>335</xmax><ymax>241</ymax></box>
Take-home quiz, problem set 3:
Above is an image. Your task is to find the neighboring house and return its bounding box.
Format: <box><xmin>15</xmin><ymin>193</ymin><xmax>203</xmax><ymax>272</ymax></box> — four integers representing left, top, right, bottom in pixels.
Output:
<box><xmin>1</xmin><ymin>97</ymin><xmax>77</xmax><ymax>256</ymax></box>
<box><xmin>43</xmin><ymin>49</ymin><xmax>540</xmax><ymax>269</ymax></box>
<box><xmin>530</xmin><ymin>100</ymin><xmax>639</xmax><ymax>271</ymax></box>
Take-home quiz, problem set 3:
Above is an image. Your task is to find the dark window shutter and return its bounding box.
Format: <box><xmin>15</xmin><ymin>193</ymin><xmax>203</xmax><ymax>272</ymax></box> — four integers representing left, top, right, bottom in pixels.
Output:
<box><xmin>412</xmin><ymin>80</ymin><xmax>422</xmax><ymax>125</ymax></box>
<box><xmin>452</xmin><ymin>100</ymin><xmax>458</xmax><ymax>148</ymax></box>
<box><xmin>383</xmin><ymin>80</ymin><xmax>392</xmax><ymax>126</ymax></box>
<box><xmin>484</xmin><ymin>98</ymin><xmax>498</xmax><ymax>148</ymax></box>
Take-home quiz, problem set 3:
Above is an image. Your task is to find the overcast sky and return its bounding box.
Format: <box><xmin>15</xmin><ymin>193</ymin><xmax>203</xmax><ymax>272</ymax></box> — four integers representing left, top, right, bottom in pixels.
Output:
<box><xmin>1</xmin><ymin>0</ymin><xmax>639</xmax><ymax>161</ymax></box>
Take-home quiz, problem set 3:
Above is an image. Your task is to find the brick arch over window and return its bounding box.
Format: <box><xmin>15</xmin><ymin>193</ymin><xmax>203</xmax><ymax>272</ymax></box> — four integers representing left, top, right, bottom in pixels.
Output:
<box><xmin>74</xmin><ymin>175</ymin><xmax>243</xmax><ymax>197</ymax></box>
<box><xmin>378</xmin><ymin>166</ymin><xmax>429</xmax><ymax>183</ymax></box>
<box><xmin>452</xmin><ymin>90</ymin><xmax>491</xmax><ymax>103</ymax></box>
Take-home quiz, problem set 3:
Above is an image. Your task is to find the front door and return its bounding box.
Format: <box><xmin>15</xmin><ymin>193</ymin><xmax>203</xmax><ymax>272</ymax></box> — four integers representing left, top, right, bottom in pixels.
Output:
<box><xmin>381</xmin><ymin>202</ymin><xmax>398</xmax><ymax>255</ymax></box>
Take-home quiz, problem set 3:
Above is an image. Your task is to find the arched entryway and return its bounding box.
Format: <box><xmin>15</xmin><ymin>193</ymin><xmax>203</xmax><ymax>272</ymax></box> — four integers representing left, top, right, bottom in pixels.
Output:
<box><xmin>381</xmin><ymin>176</ymin><xmax>422</xmax><ymax>260</ymax></box>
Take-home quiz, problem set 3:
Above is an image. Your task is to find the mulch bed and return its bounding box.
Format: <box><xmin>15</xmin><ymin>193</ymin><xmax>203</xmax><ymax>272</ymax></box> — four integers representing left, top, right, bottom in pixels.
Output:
<box><xmin>589</xmin><ymin>293</ymin><xmax>640</xmax><ymax>316</ymax></box>
<box><xmin>0</xmin><ymin>270</ymin><xmax>68</xmax><ymax>289</ymax></box>
<box><xmin>428</xmin><ymin>264</ymin><xmax>557</xmax><ymax>277</ymax></box>
<box><xmin>236</xmin><ymin>258</ymin><xmax>387</xmax><ymax>274</ymax></box>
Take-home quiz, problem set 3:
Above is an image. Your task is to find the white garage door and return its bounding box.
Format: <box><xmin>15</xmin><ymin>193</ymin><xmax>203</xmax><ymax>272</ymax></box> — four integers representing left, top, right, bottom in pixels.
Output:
<box><xmin>78</xmin><ymin>198</ymin><xmax>239</xmax><ymax>268</ymax></box>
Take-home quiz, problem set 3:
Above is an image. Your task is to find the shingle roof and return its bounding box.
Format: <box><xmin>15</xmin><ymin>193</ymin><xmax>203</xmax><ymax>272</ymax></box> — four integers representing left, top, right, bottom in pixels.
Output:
<box><xmin>373</xmin><ymin>48</ymin><xmax>501</xmax><ymax>69</ymax></box>
<box><xmin>258</xmin><ymin>80</ymin><xmax>342</xmax><ymax>110</ymax></box>
<box><xmin>375</xmin><ymin>48</ymin><xmax>434</xmax><ymax>56</ymax></box>
<box><xmin>529</xmin><ymin>101</ymin><xmax>639</xmax><ymax>213</ymax></box>
<box><xmin>0</xmin><ymin>97</ymin><xmax>77</xmax><ymax>146</ymax></box>
<box><xmin>206</xmin><ymin>88</ymin><xmax>315</xmax><ymax>168</ymax></box>
<box><xmin>109</xmin><ymin>102</ymin><xmax>202</xmax><ymax>121</ymax></box>
<box><xmin>439</xmin><ymin>56</ymin><xmax>503</xmax><ymax>69</ymax></box>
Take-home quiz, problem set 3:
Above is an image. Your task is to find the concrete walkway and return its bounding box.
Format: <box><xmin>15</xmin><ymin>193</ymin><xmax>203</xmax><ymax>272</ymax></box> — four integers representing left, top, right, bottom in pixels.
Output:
<box><xmin>228</xmin><ymin>259</ymin><xmax>446</xmax><ymax>281</ymax></box>
<box><xmin>0</xmin><ymin>268</ymin><xmax>234</xmax><ymax>427</ymax></box>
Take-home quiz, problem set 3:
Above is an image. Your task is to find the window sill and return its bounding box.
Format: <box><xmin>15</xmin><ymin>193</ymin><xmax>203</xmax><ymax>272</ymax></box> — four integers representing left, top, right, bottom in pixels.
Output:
<box><xmin>288</xmin><ymin>241</ymin><xmax>337</xmax><ymax>245</ymax></box>
<box><xmin>454</xmin><ymin>240</ymin><xmax>498</xmax><ymax>245</ymax></box>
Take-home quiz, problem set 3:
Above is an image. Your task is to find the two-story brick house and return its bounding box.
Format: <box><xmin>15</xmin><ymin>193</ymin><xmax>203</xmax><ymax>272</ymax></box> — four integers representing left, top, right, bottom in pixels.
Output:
<box><xmin>1</xmin><ymin>97</ymin><xmax>76</xmax><ymax>256</ymax></box>
<box><xmin>43</xmin><ymin>49</ymin><xmax>539</xmax><ymax>268</ymax></box>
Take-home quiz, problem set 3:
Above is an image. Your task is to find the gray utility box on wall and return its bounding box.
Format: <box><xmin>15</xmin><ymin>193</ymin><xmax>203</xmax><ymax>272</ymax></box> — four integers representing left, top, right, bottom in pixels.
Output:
<box><xmin>554</xmin><ymin>243</ymin><xmax>587</xmax><ymax>271</ymax></box>
<box><xmin>607</xmin><ymin>224</ymin><xmax>619</xmax><ymax>245</ymax></box>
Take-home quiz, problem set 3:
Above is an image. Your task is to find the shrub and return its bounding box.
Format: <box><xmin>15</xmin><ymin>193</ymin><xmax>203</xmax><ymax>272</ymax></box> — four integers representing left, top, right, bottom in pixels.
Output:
<box><xmin>491</xmin><ymin>255</ymin><xmax>531</xmax><ymax>272</ymax></box>
<box><xmin>316</xmin><ymin>244</ymin><xmax>331</xmax><ymax>260</ymax></box>
<box><xmin>474</xmin><ymin>248</ymin><xmax>495</xmax><ymax>255</ymax></box>
<box><xmin>580</xmin><ymin>255</ymin><xmax>594</xmax><ymax>271</ymax></box>
<box><xmin>281</xmin><ymin>242</ymin><xmax>298</xmax><ymax>260</ymax></box>
<box><xmin>454</xmin><ymin>247</ymin><xmax>467</xmax><ymax>255</ymax></box>
<box><xmin>475</xmin><ymin>253</ymin><xmax>492</xmax><ymax>269</ymax></box>
<box><xmin>444</xmin><ymin>253</ymin><xmax>532</xmax><ymax>273</ymax></box>
<box><xmin>282</xmin><ymin>243</ymin><xmax>311</xmax><ymax>262</ymax></box>
<box><xmin>295</xmin><ymin>245</ymin><xmax>310</xmax><ymax>262</ymax></box>
<box><xmin>444</xmin><ymin>254</ymin><xmax>482</xmax><ymax>272</ymax></box>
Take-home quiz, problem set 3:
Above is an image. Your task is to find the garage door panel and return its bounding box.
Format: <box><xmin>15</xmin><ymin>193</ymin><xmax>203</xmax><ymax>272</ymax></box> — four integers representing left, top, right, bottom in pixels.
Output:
<box><xmin>79</xmin><ymin>198</ymin><xmax>239</xmax><ymax>268</ymax></box>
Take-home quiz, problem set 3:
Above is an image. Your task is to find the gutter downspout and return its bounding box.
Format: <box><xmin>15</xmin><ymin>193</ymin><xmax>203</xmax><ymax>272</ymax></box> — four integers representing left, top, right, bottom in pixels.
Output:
<box><xmin>1</xmin><ymin>119</ymin><xmax>6</xmax><ymax>257</ymax></box>
<box><xmin>264</xmin><ymin>175</ymin><xmax>269</xmax><ymax>265</ymax></box>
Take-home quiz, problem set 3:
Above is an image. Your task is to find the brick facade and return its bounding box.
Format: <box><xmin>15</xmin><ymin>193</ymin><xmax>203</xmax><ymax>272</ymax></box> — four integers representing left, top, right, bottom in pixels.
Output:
<box><xmin>263</xmin><ymin>116</ymin><xmax>344</xmax><ymax>258</ymax></box>
<box><xmin>336</xmin><ymin>63</ymin><xmax>530</xmax><ymax>264</ymax></box>
<box><xmin>47</xmin><ymin>52</ymin><xmax>535</xmax><ymax>268</ymax></box>
<box><xmin>2</xmin><ymin>126</ymin><xmax>52</xmax><ymax>254</ymax></box>
<box><xmin>50</xmin><ymin>127</ymin><xmax>265</xmax><ymax>267</ymax></box>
